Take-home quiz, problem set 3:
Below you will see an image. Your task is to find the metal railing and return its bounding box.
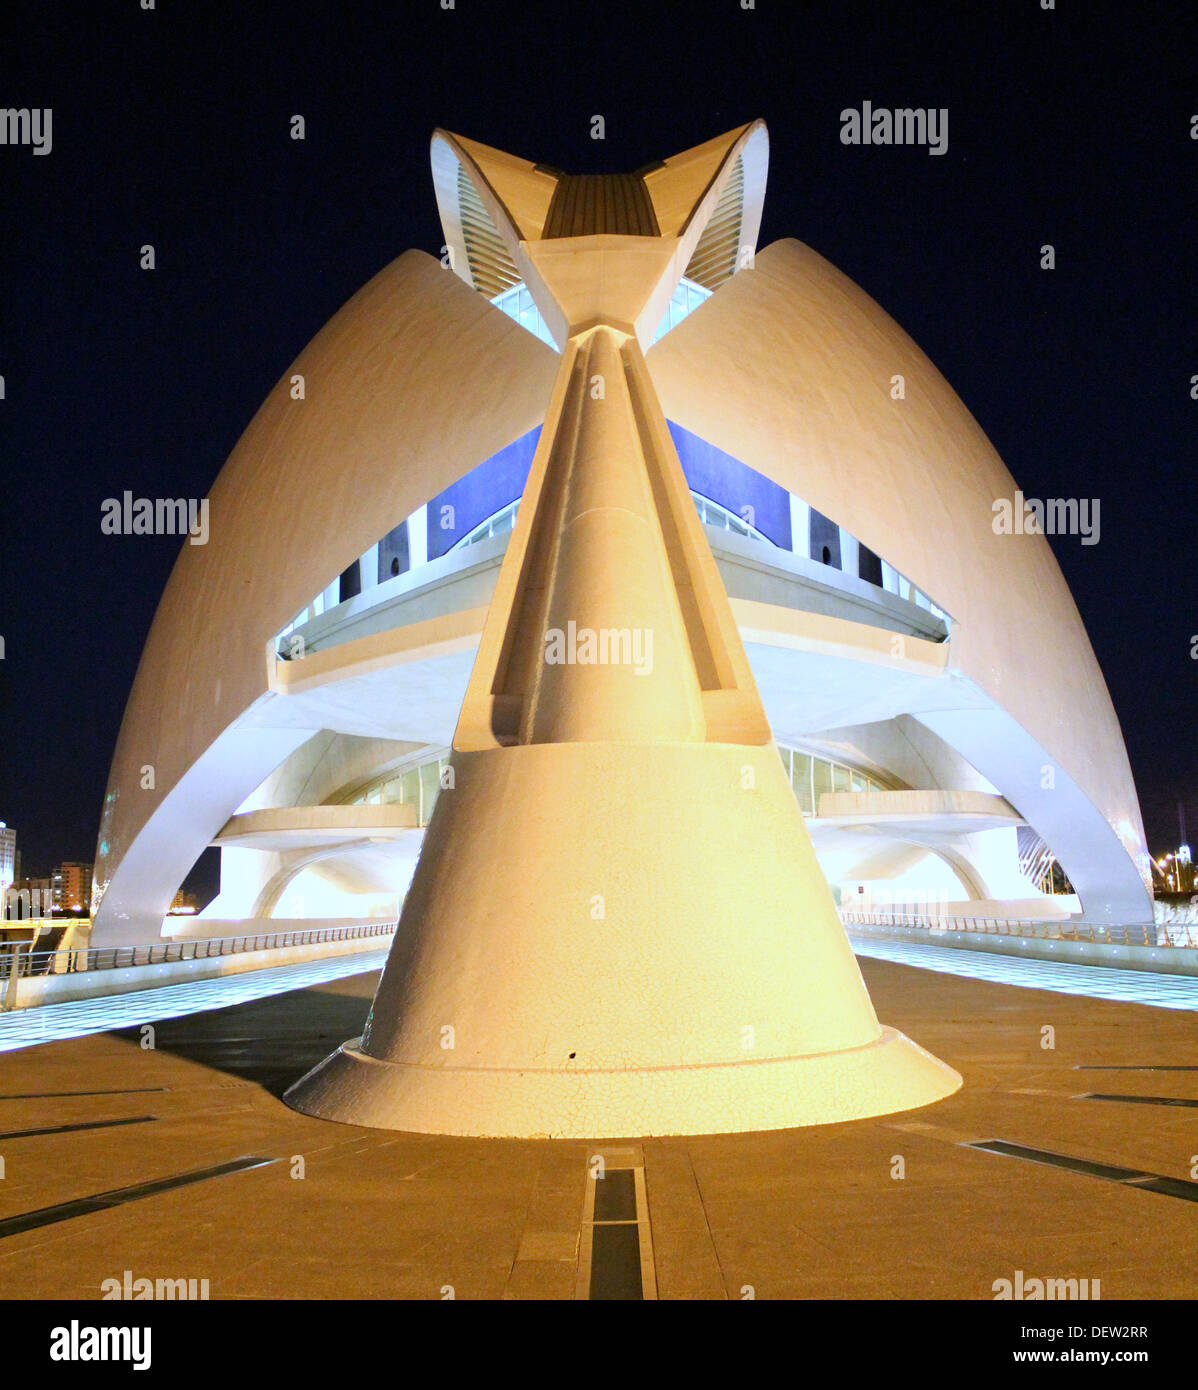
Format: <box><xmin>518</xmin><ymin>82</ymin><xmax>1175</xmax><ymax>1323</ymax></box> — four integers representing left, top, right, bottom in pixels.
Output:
<box><xmin>839</xmin><ymin>910</ymin><xmax>1195</xmax><ymax>950</ymax></box>
<box><xmin>0</xmin><ymin>919</ymin><xmax>398</xmax><ymax>982</ymax></box>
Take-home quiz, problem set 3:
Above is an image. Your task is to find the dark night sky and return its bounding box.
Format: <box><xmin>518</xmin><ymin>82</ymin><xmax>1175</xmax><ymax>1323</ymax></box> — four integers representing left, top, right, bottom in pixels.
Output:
<box><xmin>0</xmin><ymin>0</ymin><xmax>1194</xmax><ymax>887</ymax></box>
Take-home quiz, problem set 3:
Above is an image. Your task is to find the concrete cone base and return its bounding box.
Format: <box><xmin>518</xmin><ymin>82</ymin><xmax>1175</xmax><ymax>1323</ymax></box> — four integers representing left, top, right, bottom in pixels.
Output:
<box><xmin>286</xmin><ymin>741</ymin><xmax>962</xmax><ymax>1138</ymax></box>
<box><xmin>284</xmin><ymin>1025</ymin><xmax>961</xmax><ymax>1139</ymax></box>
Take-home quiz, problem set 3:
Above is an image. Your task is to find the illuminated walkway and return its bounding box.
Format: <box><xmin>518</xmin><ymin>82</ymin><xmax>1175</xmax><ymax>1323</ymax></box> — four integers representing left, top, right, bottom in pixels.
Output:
<box><xmin>850</xmin><ymin>933</ymin><xmax>1198</xmax><ymax>1012</ymax></box>
<box><xmin>0</xmin><ymin>949</ymin><xmax>391</xmax><ymax>1054</ymax></box>
<box><xmin>4</xmin><ymin>932</ymin><xmax>1193</xmax><ymax>1060</ymax></box>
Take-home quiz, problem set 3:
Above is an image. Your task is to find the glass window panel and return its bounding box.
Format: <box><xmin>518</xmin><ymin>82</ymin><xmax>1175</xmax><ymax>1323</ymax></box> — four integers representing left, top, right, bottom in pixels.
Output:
<box><xmin>851</xmin><ymin>771</ymin><xmax>867</xmax><ymax>794</ymax></box>
<box><xmin>401</xmin><ymin>768</ymin><xmax>420</xmax><ymax>805</ymax></box>
<box><xmin>833</xmin><ymin>764</ymin><xmax>851</xmax><ymax>793</ymax></box>
<box><xmin>420</xmin><ymin>760</ymin><xmax>441</xmax><ymax>824</ymax></box>
<box><xmin>812</xmin><ymin>758</ymin><xmax>834</xmax><ymax>811</ymax></box>
<box><xmin>792</xmin><ymin>753</ymin><xmax>814</xmax><ymax>815</ymax></box>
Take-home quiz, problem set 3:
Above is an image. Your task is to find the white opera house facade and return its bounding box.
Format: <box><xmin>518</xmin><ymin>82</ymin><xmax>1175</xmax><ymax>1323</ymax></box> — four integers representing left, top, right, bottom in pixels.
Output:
<box><xmin>91</xmin><ymin>121</ymin><xmax>1153</xmax><ymax>959</ymax></box>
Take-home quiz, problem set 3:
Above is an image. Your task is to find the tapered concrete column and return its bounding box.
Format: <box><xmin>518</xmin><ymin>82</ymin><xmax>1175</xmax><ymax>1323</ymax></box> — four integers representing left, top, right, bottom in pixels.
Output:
<box><xmin>511</xmin><ymin>329</ymin><xmax>705</xmax><ymax>746</ymax></box>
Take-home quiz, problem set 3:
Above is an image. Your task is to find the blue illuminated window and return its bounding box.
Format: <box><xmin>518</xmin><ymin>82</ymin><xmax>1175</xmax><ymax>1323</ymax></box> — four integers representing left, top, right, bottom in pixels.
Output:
<box><xmin>490</xmin><ymin>283</ymin><xmax>558</xmax><ymax>349</ymax></box>
<box><xmin>650</xmin><ymin>277</ymin><xmax>712</xmax><ymax>344</ymax></box>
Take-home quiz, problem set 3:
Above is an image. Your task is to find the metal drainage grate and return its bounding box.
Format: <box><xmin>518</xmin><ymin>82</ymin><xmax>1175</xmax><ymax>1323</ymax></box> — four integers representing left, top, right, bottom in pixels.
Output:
<box><xmin>965</xmin><ymin>1138</ymin><xmax>1151</xmax><ymax>1182</ymax></box>
<box><xmin>1131</xmin><ymin>1176</ymin><xmax>1198</xmax><ymax>1203</ymax></box>
<box><xmin>0</xmin><ymin>1087</ymin><xmax>169</xmax><ymax>1100</ymax></box>
<box><xmin>1072</xmin><ymin>1065</ymin><xmax>1198</xmax><ymax>1072</ymax></box>
<box><xmin>0</xmin><ymin>1155</ymin><xmax>277</xmax><ymax>1240</ymax></box>
<box><xmin>964</xmin><ymin>1139</ymin><xmax>1198</xmax><ymax>1202</ymax></box>
<box><xmin>1076</xmin><ymin>1093</ymin><xmax>1198</xmax><ymax>1109</ymax></box>
<box><xmin>577</xmin><ymin>1156</ymin><xmax>657</xmax><ymax>1301</ymax></box>
<box><xmin>0</xmin><ymin>1115</ymin><xmax>156</xmax><ymax>1141</ymax></box>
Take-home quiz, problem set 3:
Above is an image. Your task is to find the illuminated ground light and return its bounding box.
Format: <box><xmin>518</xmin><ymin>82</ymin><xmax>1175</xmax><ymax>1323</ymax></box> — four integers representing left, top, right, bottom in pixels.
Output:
<box><xmin>849</xmin><ymin>934</ymin><xmax>1198</xmax><ymax>1011</ymax></box>
<box><xmin>0</xmin><ymin>949</ymin><xmax>389</xmax><ymax>1054</ymax></box>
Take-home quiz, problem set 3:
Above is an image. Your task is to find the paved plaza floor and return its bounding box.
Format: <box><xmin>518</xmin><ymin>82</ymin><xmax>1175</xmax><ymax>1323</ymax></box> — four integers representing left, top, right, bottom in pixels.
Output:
<box><xmin>0</xmin><ymin>953</ymin><xmax>1194</xmax><ymax>1300</ymax></box>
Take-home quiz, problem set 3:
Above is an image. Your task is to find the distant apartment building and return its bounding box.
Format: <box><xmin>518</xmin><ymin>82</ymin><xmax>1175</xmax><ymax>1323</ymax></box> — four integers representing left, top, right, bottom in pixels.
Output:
<box><xmin>53</xmin><ymin>861</ymin><xmax>93</xmax><ymax>913</ymax></box>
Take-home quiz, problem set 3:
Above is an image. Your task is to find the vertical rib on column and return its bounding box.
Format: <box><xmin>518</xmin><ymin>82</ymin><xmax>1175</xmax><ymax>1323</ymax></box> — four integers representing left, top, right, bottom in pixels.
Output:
<box><xmin>522</xmin><ymin>328</ymin><xmax>705</xmax><ymax>744</ymax></box>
